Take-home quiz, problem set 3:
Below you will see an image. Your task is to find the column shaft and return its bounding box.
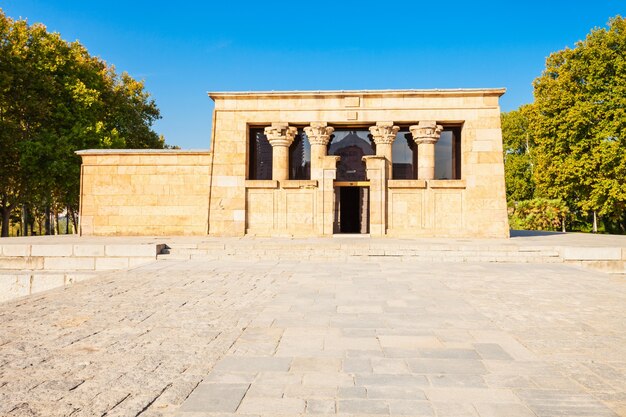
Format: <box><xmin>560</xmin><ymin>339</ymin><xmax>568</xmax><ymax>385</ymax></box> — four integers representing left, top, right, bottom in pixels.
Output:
<box><xmin>310</xmin><ymin>144</ymin><xmax>327</xmax><ymax>178</ymax></box>
<box><xmin>272</xmin><ymin>145</ymin><xmax>290</xmax><ymax>180</ymax></box>
<box><xmin>377</xmin><ymin>143</ymin><xmax>393</xmax><ymax>177</ymax></box>
<box><xmin>410</xmin><ymin>121</ymin><xmax>443</xmax><ymax>180</ymax></box>
<box><xmin>264</xmin><ymin>123</ymin><xmax>297</xmax><ymax>181</ymax></box>
<box><xmin>417</xmin><ymin>143</ymin><xmax>436</xmax><ymax>180</ymax></box>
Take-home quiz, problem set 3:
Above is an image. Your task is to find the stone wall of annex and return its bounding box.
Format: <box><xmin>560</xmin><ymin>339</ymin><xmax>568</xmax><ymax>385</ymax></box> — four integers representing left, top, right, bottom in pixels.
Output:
<box><xmin>77</xmin><ymin>151</ymin><xmax>212</xmax><ymax>236</ymax></box>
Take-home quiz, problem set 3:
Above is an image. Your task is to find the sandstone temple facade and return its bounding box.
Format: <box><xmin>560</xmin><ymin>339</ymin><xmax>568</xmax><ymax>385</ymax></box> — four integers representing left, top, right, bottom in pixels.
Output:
<box><xmin>77</xmin><ymin>89</ymin><xmax>510</xmax><ymax>238</ymax></box>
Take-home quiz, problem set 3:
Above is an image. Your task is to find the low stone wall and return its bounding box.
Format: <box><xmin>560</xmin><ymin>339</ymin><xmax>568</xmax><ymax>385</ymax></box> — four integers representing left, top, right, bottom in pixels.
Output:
<box><xmin>77</xmin><ymin>150</ymin><xmax>212</xmax><ymax>236</ymax></box>
<box><xmin>0</xmin><ymin>241</ymin><xmax>163</xmax><ymax>302</ymax></box>
<box><xmin>560</xmin><ymin>246</ymin><xmax>626</xmax><ymax>274</ymax></box>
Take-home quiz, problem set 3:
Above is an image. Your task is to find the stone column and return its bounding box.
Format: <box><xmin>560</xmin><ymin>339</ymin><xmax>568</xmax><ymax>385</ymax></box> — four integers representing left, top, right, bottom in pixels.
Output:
<box><xmin>264</xmin><ymin>123</ymin><xmax>297</xmax><ymax>181</ymax></box>
<box><xmin>363</xmin><ymin>155</ymin><xmax>387</xmax><ymax>236</ymax></box>
<box><xmin>410</xmin><ymin>121</ymin><xmax>443</xmax><ymax>180</ymax></box>
<box><xmin>369</xmin><ymin>121</ymin><xmax>399</xmax><ymax>178</ymax></box>
<box><xmin>303</xmin><ymin>122</ymin><xmax>338</xmax><ymax>236</ymax></box>
<box><xmin>304</xmin><ymin>122</ymin><xmax>335</xmax><ymax>178</ymax></box>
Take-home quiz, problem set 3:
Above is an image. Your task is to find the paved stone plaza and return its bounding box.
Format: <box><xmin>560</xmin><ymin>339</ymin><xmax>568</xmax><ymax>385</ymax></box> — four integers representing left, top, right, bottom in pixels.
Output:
<box><xmin>0</xmin><ymin>257</ymin><xmax>624</xmax><ymax>416</ymax></box>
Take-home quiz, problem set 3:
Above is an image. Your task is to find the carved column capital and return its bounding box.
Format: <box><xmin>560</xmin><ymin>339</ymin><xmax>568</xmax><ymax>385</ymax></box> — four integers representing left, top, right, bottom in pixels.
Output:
<box><xmin>264</xmin><ymin>122</ymin><xmax>297</xmax><ymax>147</ymax></box>
<box><xmin>369</xmin><ymin>121</ymin><xmax>400</xmax><ymax>145</ymax></box>
<box><xmin>304</xmin><ymin>122</ymin><xmax>335</xmax><ymax>146</ymax></box>
<box><xmin>409</xmin><ymin>121</ymin><xmax>443</xmax><ymax>145</ymax></box>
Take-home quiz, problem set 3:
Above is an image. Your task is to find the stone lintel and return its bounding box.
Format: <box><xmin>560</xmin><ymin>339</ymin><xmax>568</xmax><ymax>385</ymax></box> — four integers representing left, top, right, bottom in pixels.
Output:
<box><xmin>245</xmin><ymin>180</ymin><xmax>279</xmax><ymax>189</ymax></box>
<box><xmin>428</xmin><ymin>179</ymin><xmax>467</xmax><ymax>189</ymax></box>
<box><xmin>280</xmin><ymin>180</ymin><xmax>318</xmax><ymax>189</ymax></box>
<box><xmin>387</xmin><ymin>180</ymin><xmax>427</xmax><ymax>189</ymax></box>
<box><xmin>208</xmin><ymin>88</ymin><xmax>507</xmax><ymax>101</ymax></box>
<box><xmin>362</xmin><ymin>155</ymin><xmax>387</xmax><ymax>162</ymax></box>
<box><xmin>75</xmin><ymin>149</ymin><xmax>211</xmax><ymax>156</ymax></box>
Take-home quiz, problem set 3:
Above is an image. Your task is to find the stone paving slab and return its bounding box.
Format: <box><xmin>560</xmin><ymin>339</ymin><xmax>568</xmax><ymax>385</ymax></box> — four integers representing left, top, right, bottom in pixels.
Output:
<box><xmin>0</xmin><ymin>258</ymin><xmax>624</xmax><ymax>416</ymax></box>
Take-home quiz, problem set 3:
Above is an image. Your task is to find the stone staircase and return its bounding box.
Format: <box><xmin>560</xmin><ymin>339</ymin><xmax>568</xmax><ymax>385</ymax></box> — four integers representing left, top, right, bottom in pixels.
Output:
<box><xmin>2</xmin><ymin>235</ymin><xmax>623</xmax><ymax>304</ymax></box>
<box><xmin>156</xmin><ymin>237</ymin><xmax>626</xmax><ymax>276</ymax></box>
<box><xmin>157</xmin><ymin>239</ymin><xmax>563</xmax><ymax>263</ymax></box>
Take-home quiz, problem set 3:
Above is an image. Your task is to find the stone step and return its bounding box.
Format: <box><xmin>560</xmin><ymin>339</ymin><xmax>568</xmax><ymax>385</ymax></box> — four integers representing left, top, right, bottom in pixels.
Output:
<box><xmin>155</xmin><ymin>240</ymin><xmax>626</xmax><ymax>274</ymax></box>
<box><xmin>157</xmin><ymin>245</ymin><xmax>563</xmax><ymax>263</ymax></box>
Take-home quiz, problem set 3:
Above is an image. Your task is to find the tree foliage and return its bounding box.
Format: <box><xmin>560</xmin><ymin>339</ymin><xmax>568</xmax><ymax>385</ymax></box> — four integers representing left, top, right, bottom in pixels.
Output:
<box><xmin>508</xmin><ymin>198</ymin><xmax>569</xmax><ymax>231</ymax></box>
<box><xmin>503</xmin><ymin>16</ymin><xmax>626</xmax><ymax>233</ymax></box>
<box><xmin>501</xmin><ymin>104</ymin><xmax>536</xmax><ymax>202</ymax></box>
<box><xmin>0</xmin><ymin>9</ymin><xmax>164</xmax><ymax>236</ymax></box>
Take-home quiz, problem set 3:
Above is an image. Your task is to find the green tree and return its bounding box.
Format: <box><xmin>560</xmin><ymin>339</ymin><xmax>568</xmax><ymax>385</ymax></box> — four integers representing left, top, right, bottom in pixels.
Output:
<box><xmin>501</xmin><ymin>104</ymin><xmax>536</xmax><ymax>202</ymax></box>
<box><xmin>0</xmin><ymin>10</ymin><xmax>165</xmax><ymax>237</ymax></box>
<box><xmin>532</xmin><ymin>16</ymin><xmax>626</xmax><ymax>233</ymax></box>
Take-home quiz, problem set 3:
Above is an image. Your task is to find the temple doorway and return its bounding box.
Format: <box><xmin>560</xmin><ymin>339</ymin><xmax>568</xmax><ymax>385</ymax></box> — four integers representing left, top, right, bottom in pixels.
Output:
<box><xmin>335</xmin><ymin>186</ymin><xmax>369</xmax><ymax>234</ymax></box>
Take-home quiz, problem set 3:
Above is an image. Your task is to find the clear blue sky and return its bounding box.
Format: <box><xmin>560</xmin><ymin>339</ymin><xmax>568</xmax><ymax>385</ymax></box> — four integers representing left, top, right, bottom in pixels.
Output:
<box><xmin>2</xmin><ymin>1</ymin><xmax>624</xmax><ymax>149</ymax></box>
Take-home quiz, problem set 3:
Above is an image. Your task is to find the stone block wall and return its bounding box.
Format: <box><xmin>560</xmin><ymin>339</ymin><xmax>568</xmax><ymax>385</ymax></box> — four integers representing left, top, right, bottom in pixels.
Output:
<box><xmin>76</xmin><ymin>89</ymin><xmax>509</xmax><ymax>238</ymax></box>
<box><xmin>208</xmin><ymin>89</ymin><xmax>509</xmax><ymax>238</ymax></box>
<box><xmin>77</xmin><ymin>150</ymin><xmax>212</xmax><ymax>236</ymax></box>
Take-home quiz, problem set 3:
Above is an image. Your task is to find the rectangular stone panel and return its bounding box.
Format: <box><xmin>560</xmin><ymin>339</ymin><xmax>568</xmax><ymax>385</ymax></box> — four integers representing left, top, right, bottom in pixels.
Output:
<box><xmin>246</xmin><ymin>190</ymin><xmax>275</xmax><ymax>232</ymax></box>
<box><xmin>286</xmin><ymin>192</ymin><xmax>314</xmax><ymax>232</ymax></box>
<box><xmin>390</xmin><ymin>191</ymin><xmax>423</xmax><ymax>231</ymax></box>
<box><xmin>434</xmin><ymin>192</ymin><xmax>462</xmax><ymax>230</ymax></box>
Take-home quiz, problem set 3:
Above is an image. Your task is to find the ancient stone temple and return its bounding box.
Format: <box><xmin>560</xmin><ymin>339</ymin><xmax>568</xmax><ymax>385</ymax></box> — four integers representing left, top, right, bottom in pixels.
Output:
<box><xmin>77</xmin><ymin>89</ymin><xmax>510</xmax><ymax>237</ymax></box>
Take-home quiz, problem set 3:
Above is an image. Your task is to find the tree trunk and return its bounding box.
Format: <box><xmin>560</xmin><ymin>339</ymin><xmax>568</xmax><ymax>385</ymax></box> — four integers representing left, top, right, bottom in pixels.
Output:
<box><xmin>561</xmin><ymin>216</ymin><xmax>566</xmax><ymax>233</ymax></box>
<box><xmin>0</xmin><ymin>196</ymin><xmax>15</xmax><ymax>237</ymax></box>
<box><xmin>44</xmin><ymin>206</ymin><xmax>51</xmax><ymax>235</ymax></box>
<box><xmin>592</xmin><ymin>210</ymin><xmax>598</xmax><ymax>233</ymax></box>
<box><xmin>55</xmin><ymin>209</ymin><xmax>60</xmax><ymax>235</ymax></box>
<box><xmin>24</xmin><ymin>207</ymin><xmax>28</xmax><ymax>236</ymax></box>
<box><xmin>66</xmin><ymin>206</ymin><xmax>70</xmax><ymax>234</ymax></box>
<box><xmin>21</xmin><ymin>204</ymin><xmax>26</xmax><ymax>236</ymax></box>
<box><xmin>70</xmin><ymin>208</ymin><xmax>78</xmax><ymax>234</ymax></box>
<box><xmin>26</xmin><ymin>206</ymin><xmax>32</xmax><ymax>236</ymax></box>
<box><xmin>1</xmin><ymin>207</ymin><xmax>11</xmax><ymax>237</ymax></box>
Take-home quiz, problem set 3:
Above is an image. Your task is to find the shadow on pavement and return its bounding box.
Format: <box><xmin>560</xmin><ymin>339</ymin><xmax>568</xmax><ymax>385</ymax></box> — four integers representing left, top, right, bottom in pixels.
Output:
<box><xmin>509</xmin><ymin>229</ymin><xmax>564</xmax><ymax>238</ymax></box>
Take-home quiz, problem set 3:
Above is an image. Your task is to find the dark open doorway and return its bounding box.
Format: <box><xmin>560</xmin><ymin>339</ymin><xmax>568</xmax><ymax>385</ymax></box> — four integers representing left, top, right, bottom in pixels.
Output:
<box><xmin>336</xmin><ymin>186</ymin><xmax>369</xmax><ymax>234</ymax></box>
